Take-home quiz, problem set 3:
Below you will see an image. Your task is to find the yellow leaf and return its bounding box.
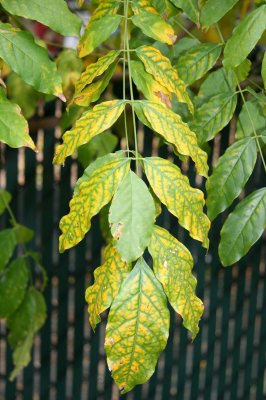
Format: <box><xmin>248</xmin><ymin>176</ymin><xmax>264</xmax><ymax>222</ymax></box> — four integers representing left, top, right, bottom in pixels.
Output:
<box><xmin>149</xmin><ymin>226</ymin><xmax>204</xmax><ymax>339</ymax></box>
<box><xmin>136</xmin><ymin>45</ymin><xmax>193</xmax><ymax>113</ymax></box>
<box><xmin>135</xmin><ymin>100</ymin><xmax>208</xmax><ymax>177</ymax></box>
<box><xmin>53</xmin><ymin>100</ymin><xmax>125</xmax><ymax>164</ymax></box>
<box><xmin>90</xmin><ymin>0</ymin><xmax>119</xmax><ymax>23</ymax></box>
<box><xmin>85</xmin><ymin>243</ymin><xmax>131</xmax><ymax>330</ymax></box>
<box><xmin>105</xmin><ymin>258</ymin><xmax>169</xmax><ymax>394</ymax></box>
<box><xmin>59</xmin><ymin>153</ymin><xmax>130</xmax><ymax>252</ymax></box>
<box><xmin>131</xmin><ymin>0</ymin><xmax>159</xmax><ymax>15</ymax></box>
<box><xmin>144</xmin><ymin>157</ymin><xmax>210</xmax><ymax>248</ymax></box>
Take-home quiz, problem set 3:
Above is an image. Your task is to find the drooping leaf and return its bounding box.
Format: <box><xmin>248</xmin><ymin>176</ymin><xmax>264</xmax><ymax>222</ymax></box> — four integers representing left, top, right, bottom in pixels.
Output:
<box><xmin>0</xmin><ymin>228</ymin><xmax>17</xmax><ymax>273</ymax></box>
<box><xmin>200</xmin><ymin>0</ymin><xmax>239</xmax><ymax>27</ymax></box>
<box><xmin>131</xmin><ymin>12</ymin><xmax>176</xmax><ymax>45</ymax></box>
<box><xmin>190</xmin><ymin>92</ymin><xmax>237</xmax><ymax>144</ymax></box>
<box><xmin>144</xmin><ymin>157</ymin><xmax>210</xmax><ymax>248</ymax></box>
<box><xmin>169</xmin><ymin>0</ymin><xmax>200</xmax><ymax>25</ymax></box>
<box><xmin>219</xmin><ymin>188</ymin><xmax>266</xmax><ymax>266</ymax></box>
<box><xmin>105</xmin><ymin>258</ymin><xmax>170</xmax><ymax>394</ymax></box>
<box><xmin>0</xmin><ymin>89</ymin><xmax>35</xmax><ymax>150</ymax></box>
<box><xmin>59</xmin><ymin>153</ymin><xmax>130</xmax><ymax>252</ymax></box>
<box><xmin>0</xmin><ymin>23</ymin><xmax>62</xmax><ymax>96</ymax></box>
<box><xmin>136</xmin><ymin>45</ymin><xmax>193</xmax><ymax>113</ymax></box>
<box><xmin>206</xmin><ymin>138</ymin><xmax>257</xmax><ymax>221</ymax></box>
<box><xmin>109</xmin><ymin>171</ymin><xmax>156</xmax><ymax>262</ymax></box>
<box><xmin>13</xmin><ymin>224</ymin><xmax>34</xmax><ymax>244</ymax></box>
<box><xmin>223</xmin><ymin>5</ymin><xmax>266</xmax><ymax>69</ymax></box>
<box><xmin>262</xmin><ymin>52</ymin><xmax>266</xmax><ymax>89</ymax></box>
<box><xmin>78</xmin><ymin>15</ymin><xmax>121</xmax><ymax>58</ymax></box>
<box><xmin>235</xmin><ymin>97</ymin><xmax>266</xmax><ymax>140</ymax></box>
<box><xmin>85</xmin><ymin>243</ymin><xmax>131</xmax><ymax>330</ymax></box>
<box><xmin>149</xmin><ymin>226</ymin><xmax>203</xmax><ymax>339</ymax></box>
<box><xmin>7</xmin><ymin>287</ymin><xmax>46</xmax><ymax>380</ymax></box>
<box><xmin>0</xmin><ymin>189</ymin><xmax>11</xmax><ymax>215</ymax></box>
<box><xmin>0</xmin><ymin>258</ymin><xmax>28</xmax><ymax>319</ymax></box>
<box><xmin>135</xmin><ymin>100</ymin><xmax>208</xmax><ymax>177</ymax></box>
<box><xmin>53</xmin><ymin>100</ymin><xmax>125</xmax><ymax>164</ymax></box>
<box><xmin>0</xmin><ymin>0</ymin><xmax>82</xmax><ymax>36</ymax></box>
<box><xmin>174</xmin><ymin>43</ymin><xmax>222</xmax><ymax>85</ymax></box>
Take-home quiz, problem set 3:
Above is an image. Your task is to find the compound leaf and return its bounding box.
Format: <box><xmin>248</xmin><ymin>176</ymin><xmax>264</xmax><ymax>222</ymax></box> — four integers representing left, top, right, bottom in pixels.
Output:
<box><xmin>0</xmin><ymin>228</ymin><xmax>17</xmax><ymax>273</ymax></box>
<box><xmin>105</xmin><ymin>258</ymin><xmax>169</xmax><ymax>394</ymax></box>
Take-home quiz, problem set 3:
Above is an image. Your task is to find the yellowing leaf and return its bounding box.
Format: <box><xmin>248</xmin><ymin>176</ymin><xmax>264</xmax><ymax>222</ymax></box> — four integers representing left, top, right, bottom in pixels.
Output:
<box><xmin>85</xmin><ymin>243</ymin><xmax>131</xmax><ymax>330</ymax></box>
<box><xmin>53</xmin><ymin>100</ymin><xmax>125</xmax><ymax>164</ymax></box>
<box><xmin>144</xmin><ymin>157</ymin><xmax>210</xmax><ymax>248</ymax></box>
<box><xmin>134</xmin><ymin>101</ymin><xmax>208</xmax><ymax>177</ymax></box>
<box><xmin>59</xmin><ymin>153</ymin><xmax>130</xmax><ymax>252</ymax></box>
<box><xmin>105</xmin><ymin>258</ymin><xmax>169</xmax><ymax>394</ymax></box>
<box><xmin>149</xmin><ymin>226</ymin><xmax>203</xmax><ymax>339</ymax></box>
<box><xmin>90</xmin><ymin>0</ymin><xmax>120</xmax><ymax>23</ymax></box>
<box><xmin>131</xmin><ymin>0</ymin><xmax>159</xmax><ymax>15</ymax></box>
<box><xmin>136</xmin><ymin>45</ymin><xmax>193</xmax><ymax>113</ymax></box>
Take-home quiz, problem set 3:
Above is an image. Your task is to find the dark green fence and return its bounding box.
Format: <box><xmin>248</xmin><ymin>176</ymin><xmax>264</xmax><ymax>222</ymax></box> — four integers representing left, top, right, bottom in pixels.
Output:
<box><xmin>0</xmin><ymin>100</ymin><xmax>265</xmax><ymax>400</ymax></box>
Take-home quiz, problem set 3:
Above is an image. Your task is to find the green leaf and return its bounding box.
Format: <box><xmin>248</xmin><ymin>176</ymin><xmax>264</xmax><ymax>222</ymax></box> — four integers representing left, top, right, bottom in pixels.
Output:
<box><xmin>223</xmin><ymin>5</ymin><xmax>266</xmax><ymax>68</ymax></box>
<box><xmin>206</xmin><ymin>138</ymin><xmax>257</xmax><ymax>220</ymax></box>
<box><xmin>235</xmin><ymin>98</ymin><xmax>266</xmax><ymax>140</ymax></box>
<box><xmin>0</xmin><ymin>189</ymin><xmax>11</xmax><ymax>215</ymax></box>
<box><xmin>0</xmin><ymin>89</ymin><xmax>35</xmax><ymax>150</ymax></box>
<box><xmin>78</xmin><ymin>15</ymin><xmax>122</xmax><ymax>58</ymax></box>
<box><xmin>56</xmin><ymin>49</ymin><xmax>83</xmax><ymax>99</ymax></box>
<box><xmin>131</xmin><ymin>12</ymin><xmax>176</xmax><ymax>45</ymax></box>
<box><xmin>59</xmin><ymin>153</ymin><xmax>130</xmax><ymax>252</ymax></box>
<box><xmin>198</xmin><ymin>68</ymin><xmax>235</xmax><ymax>100</ymax></box>
<box><xmin>0</xmin><ymin>23</ymin><xmax>62</xmax><ymax>96</ymax></box>
<box><xmin>7</xmin><ymin>287</ymin><xmax>46</xmax><ymax>380</ymax></box>
<box><xmin>0</xmin><ymin>258</ymin><xmax>28</xmax><ymax>319</ymax></box>
<box><xmin>190</xmin><ymin>92</ymin><xmax>237</xmax><ymax>144</ymax></box>
<box><xmin>13</xmin><ymin>224</ymin><xmax>34</xmax><ymax>244</ymax></box>
<box><xmin>149</xmin><ymin>226</ymin><xmax>203</xmax><ymax>339</ymax></box>
<box><xmin>105</xmin><ymin>258</ymin><xmax>169</xmax><ymax>393</ymax></box>
<box><xmin>262</xmin><ymin>52</ymin><xmax>266</xmax><ymax>89</ymax></box>
<box><xmin>169</xmin><ymin>0</ymin><xmax>200</xmax><ymax>25</ymax></box>
<box><xmin>136</xmin><ymin>45</ymin><xmax>193</xmax><ymax>113</ymax></box>
<box><xmin>200</xmin><ymin>0</ymin><xmax>239</xmax><ymax>27</ymax></box>
<box><xmin>53</xmin><ymin>100</ymin><xmax>125</xmax><ymax>164</ymax></box>
<box><xmin>174</xmin><ymin>43</ymin><xmax>222</xmax><ymax>85</ymax></box>
<box><xmin>169</xmin><ymin>38</ymin><xmax>200</xmax><ymax>60</ymax></box>
<box><xmin>0</xmin><ymin>0</ymin><xmax>82</xmax><ymax>36</ymax></box>
<box><xmin>144</xmin><ymin>157</ymin><xmax>210</xmax><ymax>248</ymax></box>
<box><xmin>109</xmin><ymin>171</ymin><xmax>156</xmax><ymax>262</ymax></box>
<box><xmin>85</xmin><ymin>243</ymin><xmax>131</xmax><ymax>330</ymax></box>
<box><xmin>134</xmin><ymin>100</ymin><xmax>208</xmax><ymax>177</ymax></box>
<box><xmin>234</xmin><ymin>59</ymin><xmax>252</xmax><ymax>82</ymax></box>
<box><xmin>78</xmin><ymin>132</ymin><xmax>118</xmax><ymax>168</ymax></box>
<box><xmin>0</xmin><ymin>228</ymin><xmax>17</xmax><ymax>272</ymax></box>
<box><xmin>219</xmin><ymin>188</ymin><xmax>266</xmax><ymax>266</ymax></box>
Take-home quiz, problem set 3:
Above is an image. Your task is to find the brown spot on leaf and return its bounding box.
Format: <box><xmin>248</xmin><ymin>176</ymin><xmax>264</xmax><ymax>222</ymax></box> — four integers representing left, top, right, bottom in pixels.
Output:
<box><xmin>154</xmin><ymin>91</ymin><xmax>172</xmax><ymax>109</ymax></box>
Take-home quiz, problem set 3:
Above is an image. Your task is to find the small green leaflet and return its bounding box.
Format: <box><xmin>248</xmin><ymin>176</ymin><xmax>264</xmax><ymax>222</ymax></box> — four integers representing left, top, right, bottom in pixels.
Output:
<box><xmin>223</xmin><ymin>5</ymin><xmax>266</xmax><ymax>68</ymax></box>
<box><xmin>105</xmin><ymin>258</ymin><xmax>169</xmax><ymax>393</ymax></box>
<box><xmin>0</xmin><ymin>23</ymin><xmax>62</xmax><ymax>96</ymax></box>
<box><xmin>235</xmin><ymin>98</ymin><xmax>266</xmax><ymax>140</ymax></box>
<box><xmin>174</xmin><ymin>43</ymin><xmax>222</xmax><ymax>85</ymax></box>
<box><xmin>206</xmin><ymin>138</ymin><xmax>258</xmax><ymax>221</ymax></box>
<box><xmin>13</xmin><ymin>224</ymin><xmax>34</xmax><ymax>244</ymax></box>
<box><xmin>149</xmin><ymin>226</ymin><xmax>204</xmax><ymax>339</ymax></box>
<box><xmin>78</xmin><ymin>132</ymin><xmax>118</xmax><ymax>168</ymax></box>
<box><xmin>0</xmin><ymin>258</ymin><xmax>28</xmax><ymax>319</ymax></box>
<box><xmin>0</xmin><ymin>0</ymin><xmax>82</xmax><ymax>37</ymax></box>
<box><xmin>219</xmin><ymin>188</ymin><xmax>266</xmax><ymax>266</ymax></box>
<box><xmin>169</xmin><ymin>0</ymin><xmax>200</xmax><ymax>25</ymax></box>
<box><xmin>200</xmin><ymin>0</ymin><xmax>239</xmax><ymax>28</ymax></box>
<box><xmin>109</xmin><ymin>171</ymin><xmax>156</xmax><ymax>263</ymax></box>
<box><xmin>85</xmin><ymin>243</ymin><xmax>131</xmax><ymax>330</ymax></box>
<box><xmin>0</xmin><ymin>189</ymin><xmax>11</xmax><ymax>215</ymax></box>
<box><xmin>0</xmin><ymin>228</ymin><xmax>17</xmax><ymax>273</ymax></box>
<box><xmin>262</xmin><ymin>52</ymin><xmax>266</xmax><ymax>89</ymax></box>
<box><xmin>0</xmin><ymin>89</ymin><xmax>35</xmax><ymax>150</ymax></box>
<box><xmin>198</xmin><ymin>68</ymin><xmax>235</xmax><ymax>100</ymax></box>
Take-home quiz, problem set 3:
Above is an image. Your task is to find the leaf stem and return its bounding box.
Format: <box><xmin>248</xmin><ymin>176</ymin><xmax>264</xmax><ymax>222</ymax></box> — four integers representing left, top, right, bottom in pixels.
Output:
<box><xmin>0</xmin><ymin>191</ymin><xmax>17</xmax><ymax>226</ymax></box>
<box><xmin>122</xmin><ymin>0</ymin><xmax>130</xmax><ymax>156</ymax></box>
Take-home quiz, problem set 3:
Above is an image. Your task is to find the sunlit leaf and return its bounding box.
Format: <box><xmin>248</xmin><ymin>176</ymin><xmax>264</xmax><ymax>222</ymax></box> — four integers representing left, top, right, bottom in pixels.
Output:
<box><xmin>0</xmin><ymin>189</ymin><xmax>11</xmax><ymax>216</ymax></box>
<box><xmin>0</xmin><ymin>228</ymin><xmax>17</xmax><ymax>273</ymax></box>
<box><xmin>223</xmin><ymin>5</ymin><xmax>266</xmax><ymax>68</ymax></box>
<box><xmin>200</xmin><ymin>0</ymin><xmax>239</xmax><ymax>27</ymax></box>
<box><xmin>109</xmin><ymin>171</ymin><xmax>156</xmax><ymax>262</ymax></box>
<box><xmin>149</xmin><ymin>226</ymin><xmax>203</xmax><ymax>339</ymax></box>
<box><xmin>1</xmin><ymin>0</ymin><xmax>82</xmax><ymax>36</ymax></box>
<box><xmin>53</xmin><ymin>100</ymin><xmax>125</xmax><ymax>164</ymax></box>
<box><xmin>219</xmin><ymin>188</ymin><xmax>266</xmax><ymax>266</ymax></box>
<box><xmin>105</xmin><ymin>258</ymin><xmax>169</xmax><ymax>393</ymax></box>
<box><xmin>144</xmin><ymin>157</ymin><xmax>210</xmax><ymax>248</ymax></box>
<box><xmin>134</xmin><ymin>100</ymin><xmax>208</xmax><ymax>177</ymax></box>
<box><xmin>136</xmin><ymin>45</ymin><xmax>193</xmax><ymax>113</ymax></box>
<box><xmin>85</xmin><ymin>243</ymin><xmax>131</xmax><ymax>330</ymax></box>
<box><xmin>206</xmin><ymin>138</ymin><xmax>257</xmax><ymax>220</ymax></box>
<box><xmin>59</xmin><ymin>153</ymin><xmax>130</xmax><ymax>252</ymax></box>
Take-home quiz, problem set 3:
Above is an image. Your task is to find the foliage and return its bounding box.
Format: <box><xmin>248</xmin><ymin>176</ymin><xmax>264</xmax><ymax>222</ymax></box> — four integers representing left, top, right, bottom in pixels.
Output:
<box><xmin>0</xmin><ymin>0</ymin><xmax>265</xmax><ymax>392</ymax></box>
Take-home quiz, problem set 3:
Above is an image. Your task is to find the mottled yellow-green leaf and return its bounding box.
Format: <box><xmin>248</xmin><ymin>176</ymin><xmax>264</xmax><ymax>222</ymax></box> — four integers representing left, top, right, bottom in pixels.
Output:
<box><xmin>131</xmin><ymin>0</ymin><xmax>159</xmax><ymax>14</ymax></box>
<box><xmin>149</xmin><ymin>226</ymin><xmax>203</xmax><ymax>339</ymax></box>
<box><xmin>59</xmin><ymin>154</ymin><xmax>130</xmax><ymax>252</ymax></box>
<box><xmin>134</xmin><ymin>101</ymin><xmax>208</xmax><ymax>177</ymax></box>
<box><xmin>90</xmin><ymin>0</ymin><xmax>120</xmax><ymax>23</ymax></box>
<box><xmin>136</xmin><ymin>45</ymin><xmax>193</xmax><ymax>113</ymax></box>
<box><xmin>85</xmin><ymin>243</ymin><xmax>131</xmax><ymax>330</ymax></box>
<box><xmin>144</xmin><ymin>157</ymin><xmax>210</xmax><ymax>248</ymax></box>
<box><xmin>105</xmin><ymin>258</ymin><xmax>169</xmax><ymax>394</ymax></box>
<box><xmin>53</xmin><ymin>100</ymin><xmax>125</xmax><ymax>164</ymax></box>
